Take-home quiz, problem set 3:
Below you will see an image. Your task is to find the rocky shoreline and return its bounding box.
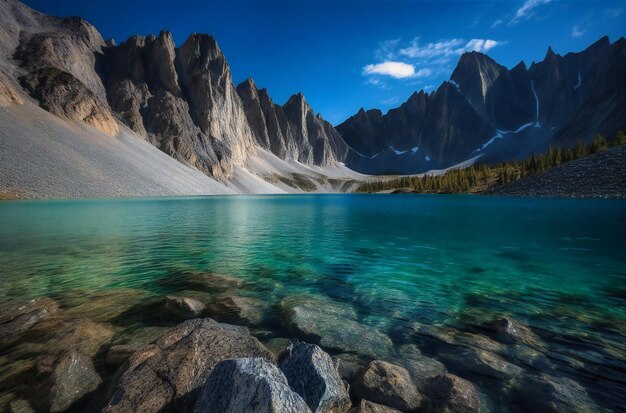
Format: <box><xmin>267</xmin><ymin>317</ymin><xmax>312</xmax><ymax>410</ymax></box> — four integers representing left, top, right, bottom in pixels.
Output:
<box><xmin>487</xmin><ymin>144</ymin><xmax>626</xmax><ymax>199</ymax></box>
<box><xmin>0</xmin><ymin>271</ymin><xmax>613</xmax><ymax>413</ymax></box>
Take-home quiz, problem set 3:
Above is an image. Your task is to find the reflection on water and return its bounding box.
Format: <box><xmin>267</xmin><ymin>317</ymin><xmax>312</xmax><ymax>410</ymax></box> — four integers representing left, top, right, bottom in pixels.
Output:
<box><xmin>0</xmin><ymin>194</ymin><xmax>625</xmax><ymax>411</ymax></box>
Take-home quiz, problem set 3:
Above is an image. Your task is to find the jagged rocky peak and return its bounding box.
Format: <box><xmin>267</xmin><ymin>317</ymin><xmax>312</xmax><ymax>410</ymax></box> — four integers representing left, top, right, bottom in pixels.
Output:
<box><xmin>450</xmin><ymin>51</ymin><xmax>506</xmax><ymax>110</ymax></box>
<box><xmin>237</xmin><ymin>80</ymin><xmax>348</xmax><ymax>166</ymax></box>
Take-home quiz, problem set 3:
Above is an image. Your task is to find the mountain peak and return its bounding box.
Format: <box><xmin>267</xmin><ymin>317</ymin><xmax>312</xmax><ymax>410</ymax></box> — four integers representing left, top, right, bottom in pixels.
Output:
<box><xmin>545</xmin><ymin>46</ymin><xmax>556</xmax><ymax>59</ymax></box>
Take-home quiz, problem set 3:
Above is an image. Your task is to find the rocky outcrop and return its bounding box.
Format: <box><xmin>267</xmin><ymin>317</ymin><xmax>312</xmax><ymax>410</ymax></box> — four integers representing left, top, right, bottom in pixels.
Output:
<box><xmin>482</xmin><ymin>316</ymin><xmax>542</xmax><ymax>346</ymax></box>
<box><xmin>280</xmin><ymin>341</ymin><xmax>351</xmax><ymax>413</ymax></box>
<box><xmin>237</xmin><ymin>78</ymin><xmax>348</xmax><ymax>166</ymax></box>
<box><xmin>422</xmin><ymin>374</ymin><xmax>480</xmax><ymax>413</ymax></box>
<box><xmin>20</xmin><ymin>67</ymin><xmax>119</xmax><ymax>135</ymax></box>
<box><xmin>194</xmin><ymin>358</ymin><xmax>311</xmax><ymax>413</ymax></box>
<box><xmin>207</xmin><ymin>294</ymin><xmax>266</xmax><ymax>325</ymax></box>
<box><xmin>103</xmin><ymin>318</ymin><xmax>273</xmax><ymax>413</ymax></box>
<box><xmin>353</xmin><ymin>360</ymin><xmax>422</xmax><ymax>412</ymax></box>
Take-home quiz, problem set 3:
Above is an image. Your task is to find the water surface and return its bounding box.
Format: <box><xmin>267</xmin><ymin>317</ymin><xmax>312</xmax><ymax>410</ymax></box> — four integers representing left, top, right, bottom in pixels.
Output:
<box><xmin>1</xmin><ymin>195</ymin><xmax>625</xmax><ymax>411</ymax></box>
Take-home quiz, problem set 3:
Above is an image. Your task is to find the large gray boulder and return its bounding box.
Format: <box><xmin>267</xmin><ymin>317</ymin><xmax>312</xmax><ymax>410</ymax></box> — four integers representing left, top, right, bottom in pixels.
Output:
<box><xmin>194</xmin><ymin>358</ymin><xmax>311</xmax><ymax>413</ymax></box>
<box><xmin>280</xmin><ymin>297</ymin><xmax>392</xmax><ymax>357</ymax></box>
<box><xmin>423</xmin><ymin>374</ymin><xmax>480</xmax><ymax>413</ymax></box>
<box><xmin>31</xmin><ymin>351</ymin><xmax>102</xmax><ymax>412</ymax></box>
<box><xmin>353</xmin><ymin>360</ymin><xmax>422</xmax><ymax>412</ymax></box>
<box><xmin>103</xmin><ymin>318</ymin><xmax>274</xmax><ymax>413</ymax></box>
<box><xmin>280</xmin><ymin>342</ymin><xmax>351</xmax><ymax>413</ymax></box>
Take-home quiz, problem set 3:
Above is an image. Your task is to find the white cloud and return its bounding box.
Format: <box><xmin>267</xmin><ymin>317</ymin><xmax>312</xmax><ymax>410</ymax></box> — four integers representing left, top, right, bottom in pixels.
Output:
<box><xmin>605</xmin><ymin>7</ymin><xmax>624</xmax><ymax>18</ymax></box>
<box><xmin>571</xmin><ymin>26</ymin><xmax>585</xmax><ymax>38</ymax></box>
<box><xmin>491</xmin><ymin>19</ymin><xmax>503</xmax><ymax>28</ymax></box>
<box><xmin>511</xmin><ymin>0</ymin><xmax>552</xmax><ymax>24</ymax></box>
<box><xmin>399</xmin><ymin>38</ymin><xmax>501</xmax><ymax>59</ymax></box>
<box><xmin>363</xmin><ymin>61</ymin><xmax>416</xmax><ymax>79</ymax></box>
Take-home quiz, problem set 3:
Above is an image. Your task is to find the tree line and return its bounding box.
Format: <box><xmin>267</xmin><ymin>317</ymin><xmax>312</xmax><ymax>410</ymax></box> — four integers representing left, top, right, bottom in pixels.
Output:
<box><xmin>355</xmin><ymin>131</ymin><xmax>626</xmax><ymax>194</ymax></box>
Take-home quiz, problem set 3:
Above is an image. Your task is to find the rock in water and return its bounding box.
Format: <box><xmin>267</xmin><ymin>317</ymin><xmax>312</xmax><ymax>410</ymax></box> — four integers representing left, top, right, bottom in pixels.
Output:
<box><xmin>514</xmin><ymin>373</ymin><xmax>600</xmax><ymax>413</ymax></box>
<box><xmin>423</xmin><ymin>374</ymin><xmax>480</xmax><ymax>413</ymax></box>
<box><xmin>280</xmin><ymin>342</ymin><xmax>351</xmax><ymax>413</ymax></box>
<box><xmin>103</xmin><ymin>318</ymin><xmax>274</xmax><ymax>413</ymax></box>
<box><xmin>193</xmin><ymin>358</ymin><xmax>311</xmax><ymax>413</ymax></box>
<box><xmin>350</xmin><ymin>400</ymin><xmax>402</xmax><ymax>413</ymax></box>
<box><xmin>0</xmin><ymin>296</ymin><xmax>59</xmax><ymax>345</ymax></box>
<box><xmin>32</xmin><ymin>351</ymin><xmax>102</xmax><ymax>412</ymax></box>
<box><xmin>483</xmin><ymin>316</ymin><xmax>542</xmax><ymax>346</ymax></box>
<box><xmin>280</xmin><ymin>296</ymin><xmax>392</xmax><ymax>357</ymax></box>
<box><xmin>161</xmin><ymin>295</ymin><xmax>205</xmax><ymax>319</ymax></box>
<box><xmin>353</xmin><ymin>360</ymin><xmax>422</xmax><ymax>412</ymax></box>
<box><xmin>207</xmin><ymin>294</ymin><xmax>266</xmax><ymax>325</ymax></box>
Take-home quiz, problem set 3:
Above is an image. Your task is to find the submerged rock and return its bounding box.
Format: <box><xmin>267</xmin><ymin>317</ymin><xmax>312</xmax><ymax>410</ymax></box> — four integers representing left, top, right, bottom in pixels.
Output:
<box><xmin>281</xmin><ymin>297</ymin><xmax>392</xmax><ymax>357</ymax></box>
<box><xmin>31</xmin><ymin>351</ymin><xmax>102</xmax><ymax>412</ymax></box>
<box><xmin>0</xmin><ymin>297</ymin><xmax>59</xmax><ymax>345</ymax></box>
<box><xmin>423</xmin><ymin>374</ymin><xmax>480</xmax><ymax>413</ymax></box>
<box><xmin>333</xmin><ymin>353</ymin><xmax>369</xmax><ymax>383</ymax></box>
<box><xmin>163</xmin><ymin>271</ymin><xmax>246</xmax><ymax>292</ymax></box>
<box><xmin>208</xmin><ymin>294</ymin><xmax>266</xmax><ymax>325</ymax></box>
<box><xmin>483</xmin><ymin>316</ymin><xmax>542</xmax><ymax>346</ymax></box>
<box><xmin>353</xmin><ymin>360</ymin><xmax>422</xmax><ymax>412</ymax></box>
<box><xmin>103</xmin><ymin>318</ymin><xmax>273</xmax><ymax>413</ymax></box>
<box><xmin>161</xmin><ymin>295</ymin><xmax>205</xmax><ymax>319</ymax></box>
<box><xmin>14</xmin><ymin>318</ymin><xmax>115</xmax><ymax>357</ymax></box>
<box><xmin>194</xmin><ymin>358</ymin><xmax>311</xmax><ymax>413</ymax></box>
<box><xmin>280</xmin><ymin>342</ymin><xmax>351</xmax><ymax>413</ymax></box>
<box><xmin>514</xmin><ymin>373</ymin><xmax>599</xmax><ymax>413</ymax></box>
<box><xmin>395</xmin><ymin>345</ymin><xmax>447</xmax><ymax>389</ymax></box>
<box><xmin>350</xmin><ymin>399</ymin><xmax>402</xmax><ymax>413</ymax></box>
<box><xmin>440</xmin><ymin>347</ymin><xmax>523</xmax><ymax>380</ymax></box>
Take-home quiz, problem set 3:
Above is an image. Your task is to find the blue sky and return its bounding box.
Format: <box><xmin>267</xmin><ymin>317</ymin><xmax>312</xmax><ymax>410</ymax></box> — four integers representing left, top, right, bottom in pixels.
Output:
<box><xmin>23</xmin><ymin>0</ymin><xmax>626</xmax><ymax>125</ymax></box>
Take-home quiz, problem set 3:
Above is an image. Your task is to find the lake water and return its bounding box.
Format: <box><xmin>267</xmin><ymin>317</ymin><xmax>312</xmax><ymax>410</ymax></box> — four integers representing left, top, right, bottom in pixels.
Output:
<box><xmin>1</xmin><ymin>194</ymin><xmax>625</xmax><ymax>411</ymax></box>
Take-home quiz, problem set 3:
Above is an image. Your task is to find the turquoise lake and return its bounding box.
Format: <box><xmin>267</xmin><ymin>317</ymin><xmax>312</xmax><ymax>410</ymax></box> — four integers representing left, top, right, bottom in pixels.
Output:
<box><xmin>1</xmin><ymin>194</ymin><xmax>625</xmax><ymax>411</ymax></box>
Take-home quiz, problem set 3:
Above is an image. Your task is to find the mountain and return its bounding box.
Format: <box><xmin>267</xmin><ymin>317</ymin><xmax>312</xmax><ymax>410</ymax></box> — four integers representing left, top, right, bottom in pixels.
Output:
<box><xmin>0</xmin><ymin>0</ymin><xmax>351</xmax><ymax>194</ymax></box>
<box><xmin>337</xmin><ymin>36</ymin><xmax>626</xmax><ymax>174</ymax></box>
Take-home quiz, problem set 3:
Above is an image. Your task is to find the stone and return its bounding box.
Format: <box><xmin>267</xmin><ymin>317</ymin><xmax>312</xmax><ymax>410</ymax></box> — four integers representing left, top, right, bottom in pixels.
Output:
<box><xmin>333</xmin><ymin>353</ymin><xmax>369</xmax><ymax>383</ymax></box>
<box><xmin>61</xmin><ymin>288</ymin><xmax>150</xmax><ymax>322</ymax></box>
<box><xmin>194</xmin><ymin>358</ymin><xmax>311</xmax><ymax>413</ymax></box>
<box><xmin>162</xmin><ymin>295</ymin><xmax>205</xmax><ymax>319</ymax></box>
<box><xmin>281</xmin><ymin>297</ymin><xmax>392</xmax><ymax>357</ymax></box>
<box><xmin>423</xmin><ymin>374</ymin><xmax>480</xmax><ymax>413</ymax></box>
<box><xmin>0</xmin><ymin>297</ymin><xmax>59</xmax><ymax>345</ymax></box>
<box><xmin>264</xmin><ymin>337</ymin><xmax>292</xmax><ymax>358</ymax></box>
<box><xmin>515</xmin><ymin>373</ymin><xmax>600</xmax><ymax>413</ymax></box>
<box><xmin>280</xmin><ymin>342</ymin><xmax>351</xmax><ymax>413</ymax></box>
<box><xmin>8</xmin><ymin>399</ymin><xmax>35</xmax><ymax>413</ymax></box>
<box><xmin>103</xmin><ymin>318</ymin><xmax>274</xmax><ymax>413</ymax></box>
<box><xmin>14</xmin><ymin>318</ymin><xmax>115</xmax><ymax>357</ymax></box>
<box><xmin>207</xmin><ymin>294</ymin><xmax>265</xmax><ymax>325</ymax></box>
<box><xmin>106</xmin><ymin>344</ymin><xmax>145</xmax><ymax>368</ymax></box>
<box><xmin>483</xmin><ymin>316</ymin><xmax>542</xmax><ymax>346</ymax></box>
<box><xmin>440</xmin><ymin>347</ymin><xmax>523</xmax><ymax>380</ymax></box>
<box><xmin>353</xmin><ymin>360</ymin><xmax>422</xmax><ymax>412</ymax></box>
<box><xmin>31</xmin><ymin>351</ymin><xmax>102</xmax><ymax>412</ymax></box>
<box><xmin>350</xmin><ymin>399</ymin><xmax>402</xmax><ymax>413</ymax></box>
<box><xmin>163</xmin><ymin>270</ymin><xmax>246</xmax><ymax>292</ymax></box>
<box><xmin>395</xmin><ymin>346</ymin><xmax>447</xmax><ymax>389</ymax></box>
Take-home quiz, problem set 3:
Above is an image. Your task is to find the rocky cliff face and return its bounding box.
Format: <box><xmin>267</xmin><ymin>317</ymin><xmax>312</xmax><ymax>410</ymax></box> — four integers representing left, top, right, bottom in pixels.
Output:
<box><xmin>338</xmin><ymin>36</ymin><xmax>626</xmax><ymax>174</ymax></box>
<box><xmin>236</xmin><ymin>78</ymin><xmax>347</xmax><ymax>166</ymax></box>
<box><xmin>0</xmin><ymin>0</ymin><xmax>347</xmax><ymax>182</ymax></box>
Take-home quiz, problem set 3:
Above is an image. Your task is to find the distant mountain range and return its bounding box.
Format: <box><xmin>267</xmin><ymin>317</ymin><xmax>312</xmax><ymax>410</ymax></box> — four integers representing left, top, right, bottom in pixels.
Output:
<box><xmin>338</xmin><ymin>36</ymin><xmax>626</xmax><ymax>174</ymax></box>
<box><xmin>1</xmin><ymin>0</ymin><xmax>624</xmax><ymax>195</ymax></box>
